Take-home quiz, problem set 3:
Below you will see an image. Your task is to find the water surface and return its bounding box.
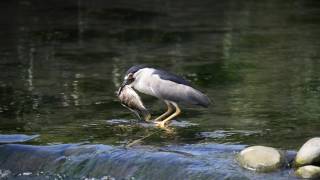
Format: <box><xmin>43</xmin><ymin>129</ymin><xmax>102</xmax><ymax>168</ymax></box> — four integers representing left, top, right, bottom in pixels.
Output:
<box><xmin>0</xmin><ymin>0</ymin><xmax>320</xmax><ymax>149</ymax></box>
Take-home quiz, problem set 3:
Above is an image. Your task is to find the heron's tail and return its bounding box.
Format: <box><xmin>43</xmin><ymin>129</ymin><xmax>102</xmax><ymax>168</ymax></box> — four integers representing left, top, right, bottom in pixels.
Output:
<box><xmin>187</xmin><ymin>89</ymin><xmax>211</xmax><ymax>108</ymax></box>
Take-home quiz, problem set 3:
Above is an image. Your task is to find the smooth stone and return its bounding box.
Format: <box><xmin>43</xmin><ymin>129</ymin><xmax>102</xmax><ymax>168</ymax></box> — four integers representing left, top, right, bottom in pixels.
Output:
<box><xmin>295</xmin><ymin>137</ymin><xmax>320</xmax><ymax>167</ymax></box>
<box><xmin>237</xmin><ymin>146</ymin><xmax>285</xmax><ymax>172</ymax></box>
<box><xmin>295</xmin><ymin>165</ymin><xmax>320</xmax><ymax>179</ymax></box>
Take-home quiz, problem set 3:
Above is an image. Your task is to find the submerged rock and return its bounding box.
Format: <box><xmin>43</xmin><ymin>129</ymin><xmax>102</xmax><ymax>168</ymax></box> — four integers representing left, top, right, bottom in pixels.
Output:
<box><xmin>295</xmin><ymin>165</ymin><xmax>320</xmax><ymax>179</ymax></box>
<box><xmin>237</xmin><ymin>146</ymin><xmax>285</xmax><ymax>172</ymax></box>
<box><xmin>0</xmin><ymin>134</ymin><xmax>39</xmax><ymax>144</ymax></box>
<box><xmin>295</xmin><ymin>137</ymin><xmax>320</xmax><ymax>167</ymax></box>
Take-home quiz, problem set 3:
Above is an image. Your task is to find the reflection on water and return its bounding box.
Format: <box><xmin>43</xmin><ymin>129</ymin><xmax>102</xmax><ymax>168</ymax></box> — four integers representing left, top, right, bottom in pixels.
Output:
<box><xmin>0</xmin><ymin>0</ymin><xmax>320</xmax><ymax>149</ymax></box>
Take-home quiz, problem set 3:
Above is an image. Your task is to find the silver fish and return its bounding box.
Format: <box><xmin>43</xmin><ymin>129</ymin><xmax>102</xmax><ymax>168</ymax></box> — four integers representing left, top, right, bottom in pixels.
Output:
<box><xmin>117</xmin><ymin>85</ymin><xmax>151</xmax><ymax>121</ymax></box>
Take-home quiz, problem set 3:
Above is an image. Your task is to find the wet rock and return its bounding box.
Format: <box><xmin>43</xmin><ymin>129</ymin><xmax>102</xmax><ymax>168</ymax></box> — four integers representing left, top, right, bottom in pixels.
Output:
<box><xmin>0</xmin><ymin>143</ymin><xmax>297</xmax><ymax>179</ymax></box>
<box><xmin>295</xmin><ymin>137</ymin><xmax>320</xmax><ymax>167</ymax></box>
<box><xmin>237</xmin><ymin>146</ymin><xmax>285</xmax><ymax>172</ymax></box>
<box><xmin>0</xmin><ymin>169</ymin><xmax>11</xmax><ymax>178</ymax></box>
<box><xmin>295</xmin><ymin>165</ymin><xmax>320</xmax><ymax>179</ymax></box>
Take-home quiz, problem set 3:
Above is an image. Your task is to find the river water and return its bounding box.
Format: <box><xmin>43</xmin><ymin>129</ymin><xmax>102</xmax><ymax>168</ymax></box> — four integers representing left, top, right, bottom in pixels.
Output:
<box><xmin>1</xmin><ymin>0</ymin><xmax>320</xmax><ymax>150</ymax></box>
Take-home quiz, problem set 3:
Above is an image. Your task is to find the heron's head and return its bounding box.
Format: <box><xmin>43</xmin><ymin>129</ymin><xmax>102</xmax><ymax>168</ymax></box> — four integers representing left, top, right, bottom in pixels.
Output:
<box><xmin>121</xmin><ymin>65</ymin><xmax>147</xmax><ymax>87</ymax></box>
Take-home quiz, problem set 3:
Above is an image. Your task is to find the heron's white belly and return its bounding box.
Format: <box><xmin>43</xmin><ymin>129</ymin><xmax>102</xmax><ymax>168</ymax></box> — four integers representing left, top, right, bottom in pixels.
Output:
<box><xmin>133</xmin><ymin>78</ymin><xmax>160</xmax><ymax>98</ymax></box>
<box><xmin>135</xmin><ymin>84</ymin><xmax>157</xmax><ymax>97</ymax></box>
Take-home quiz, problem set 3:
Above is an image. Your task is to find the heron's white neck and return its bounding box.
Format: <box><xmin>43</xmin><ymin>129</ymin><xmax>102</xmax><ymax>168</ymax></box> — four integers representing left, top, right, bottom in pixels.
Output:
<box><xmin>131</xmin><ymin>68</ymin><xmax>156</xmax><ymax>96</ymax></box>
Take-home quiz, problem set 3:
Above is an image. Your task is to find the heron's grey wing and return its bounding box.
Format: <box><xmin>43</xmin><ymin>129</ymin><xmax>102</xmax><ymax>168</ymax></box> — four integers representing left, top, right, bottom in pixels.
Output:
<box><xmin>152</xmin><ymin>69</ymin><xmax>191</xmax><ymax>86</ymax></box>
<box><xmin>151</xmin><ymin>75</ymin><xmax>210</xmax><ymax>107</ymax></box>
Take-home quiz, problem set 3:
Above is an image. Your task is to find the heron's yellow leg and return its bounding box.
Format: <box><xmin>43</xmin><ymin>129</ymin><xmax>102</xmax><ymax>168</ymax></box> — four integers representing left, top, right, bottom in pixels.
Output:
<box><xmin>154</xmin><ymin>101</ymin><xmax>174</xmax><ymax>121</ymax></box>
<box><xmin>156</xmin><ymin>102</ymin><xmax>181</xmax><ymax>128</ymax></box>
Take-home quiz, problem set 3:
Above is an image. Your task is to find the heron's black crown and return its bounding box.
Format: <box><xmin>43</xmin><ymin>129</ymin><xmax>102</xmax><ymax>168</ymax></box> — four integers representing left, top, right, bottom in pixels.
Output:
<box><xmin>126</xmin><ymin>65</ymin><xmax>148</xmax><ymax>75</ymax></box>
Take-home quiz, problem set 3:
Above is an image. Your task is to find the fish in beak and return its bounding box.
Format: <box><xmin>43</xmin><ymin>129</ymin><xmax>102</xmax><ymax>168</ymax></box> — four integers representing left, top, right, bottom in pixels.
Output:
<box><xmin>117</xmin><ymin>85</ymin><xmax>151</xmax><ymax>122</ymax></box>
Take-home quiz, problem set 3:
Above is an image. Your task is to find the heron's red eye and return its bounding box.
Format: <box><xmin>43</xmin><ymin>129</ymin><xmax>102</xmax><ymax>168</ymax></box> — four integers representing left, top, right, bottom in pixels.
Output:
<box><xmin>128</xmin><ymin>73</ymin><xmax>134</xmax><ymax>79</ymax></box>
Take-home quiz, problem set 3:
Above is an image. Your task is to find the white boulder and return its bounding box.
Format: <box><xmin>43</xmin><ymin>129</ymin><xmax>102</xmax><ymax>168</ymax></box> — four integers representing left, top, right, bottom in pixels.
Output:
<box><xmin>295</xmin><ymin>165</ymin><xmax>320</xmax><ymax>179</ymax></box>
<box><xmin>237</xmin><ymin>146</ymin><xmax>285</xmax><ymax>172</ymax></box>
<box><xmin>295</xmin><ymin>137</ymin><xmax>320</xmax><ymax>167</ymax></box>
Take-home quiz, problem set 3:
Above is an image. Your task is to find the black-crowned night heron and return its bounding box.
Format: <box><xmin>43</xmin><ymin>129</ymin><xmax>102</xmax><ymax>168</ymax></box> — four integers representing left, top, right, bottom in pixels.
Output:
<box><xmin>120</xmin><ymin>65</ymin><xmax>210</xmax><ymax>127</ymax></box>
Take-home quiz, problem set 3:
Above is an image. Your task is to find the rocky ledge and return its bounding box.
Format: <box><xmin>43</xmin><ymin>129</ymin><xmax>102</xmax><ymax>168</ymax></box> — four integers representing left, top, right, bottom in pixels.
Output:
<box><xmin>0</xmin><ymin>143</ymin><xmax>296</xmax><ymax>180</ymax></box>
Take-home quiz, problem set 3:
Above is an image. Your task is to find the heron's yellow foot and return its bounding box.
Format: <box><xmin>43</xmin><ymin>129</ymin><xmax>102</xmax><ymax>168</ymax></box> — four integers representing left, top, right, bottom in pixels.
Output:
<box><xmin>154</xmin><ymin>120</ymin><xmax>169</xmax><ymax>128</ymax></box>
<box><xmin>154</xmin><ymin>121</ymin><xmax>174</xmax><ymax>134</ymax></box>
<box><xmin>144</xmin><ymin>114</ymin><xmax>152</xmax><ymax>122</ymax></box>
<box><xmin>155</xmin><ymin>102</ymin><xmax>181</xmax><ymax>126</ymax></box>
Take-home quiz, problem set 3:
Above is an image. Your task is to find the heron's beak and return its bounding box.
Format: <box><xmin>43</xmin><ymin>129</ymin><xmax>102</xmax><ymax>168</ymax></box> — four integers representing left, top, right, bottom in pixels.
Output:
<box><xmin>118</xmin><ymin>80</ymin><xmax>127</xmax><ymax>95</ymax></box>
<box><xmin>122</xmin><ymin>79</ymin><xmax>129</xmax><ymax>87</ymax></box>
<box><xmin>118</xmin><ymin>78</ymin><xmax>129</xmax><ymax>96</ymax></box>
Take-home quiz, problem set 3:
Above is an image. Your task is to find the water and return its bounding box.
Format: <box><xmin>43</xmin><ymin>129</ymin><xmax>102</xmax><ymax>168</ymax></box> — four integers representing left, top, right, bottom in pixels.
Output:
<box><xmin>1</xmin><ymin>0</ymin><xmax>320</xmax><ymax>150</ymax></box>
<box><xmin>0</xmin><ymin>143</ymin><xmax>298</xmax><ymax>179</ymax></box>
